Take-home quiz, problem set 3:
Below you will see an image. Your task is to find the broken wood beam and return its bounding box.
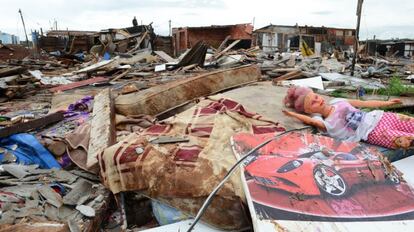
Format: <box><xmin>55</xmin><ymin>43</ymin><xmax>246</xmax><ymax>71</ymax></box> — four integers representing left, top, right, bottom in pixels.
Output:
<box><xmin>216</xmin><ymin>35</ymin><xmax>231</xmax><ymax>53</ymax></box>
<box><xmin>0</xmin><ymin>111</ymin><xmax>64</xmax><ymax>138</ymax></box>
<box><xmin>87</xmin><ymin>88</ymin><xmax>115</xmax><ymax>173</ymax></box>
<box><xmin>181</xmin><ymin>64</ymin><xmax>198</xmax><ymax>71</ymax></box>
<box><xmin>272</xmin><ymin>70</ymin><xmax>303</xmax><ymax>83</ymax></box>
<box><xmin>271</xmin><ymin>68</ymin><xmax>299</xmax><ymax>73</ymax></box>
<box><xmin>0</xmin><ymin>66</ymin><xmax>25</xmax><ymax>78</ymax></box>
<box><xmin>213</xmin><ymin>39</ymin><xmax>241</xmax><ymax>59</ymax></box>
<box><xmin>111</xmin><ymin>70</ymin><xmax>130</xmax><ymax>82</ymax></box>
<box><xmin>127</xmin><ymin>31</ymin><xmax>149</xmax><ymax>54</ymax></box>
<box><xmin>48</xmin><ymin>77</ymin><xmax>108</xmax><ymax>93</ymax></box>
<box><xmin>154</xmin><ymin>51</ymin><xmax>175</xmax><ymax>63</ymax></box>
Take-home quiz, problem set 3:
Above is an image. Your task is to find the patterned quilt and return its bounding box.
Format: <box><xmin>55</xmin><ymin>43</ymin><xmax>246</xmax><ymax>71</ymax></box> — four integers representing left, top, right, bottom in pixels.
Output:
<box><xmin>98</xmin><ymin>96</ymin><xmax>285</xmax><ymax>229</ymax></box>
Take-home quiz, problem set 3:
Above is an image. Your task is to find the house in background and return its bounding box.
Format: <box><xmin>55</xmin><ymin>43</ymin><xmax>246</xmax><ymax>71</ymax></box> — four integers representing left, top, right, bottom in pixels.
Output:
<box><xmin>34</xmin><ymin>30</ymin><xmax>98</xmax><ymax>53</ymax></box>
<box><xmin>253</xmin><ymin>24</ymin><xmax>356</xmax><ymax>55</ymax></box>
<box><xmin>172</xmin><ymin>23</ymin><xmax>253</xmax><ymax>56</ymax></box>
<box><xmin>364</xmin><ymin>39</ymin><xmax>414</xmax><ymax>57</ymax></box>
<box><xmin>0</xmin><ymin>31</ymin><xmax>20</xmax><ymax>45</ymax></box>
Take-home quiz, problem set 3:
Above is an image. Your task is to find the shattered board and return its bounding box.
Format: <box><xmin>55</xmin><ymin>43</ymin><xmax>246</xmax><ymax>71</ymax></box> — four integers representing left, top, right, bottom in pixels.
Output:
<box><xmin>231</xmin><ymin>131</ymin><xmax>414</xmax><ymax>232</ymax></box>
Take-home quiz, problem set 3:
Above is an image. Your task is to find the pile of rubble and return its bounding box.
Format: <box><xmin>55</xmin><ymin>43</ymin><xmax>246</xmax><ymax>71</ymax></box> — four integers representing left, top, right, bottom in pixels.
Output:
<box><xmin>0</xmin><ymin>164</ymin><xmax>108</xmax><ymax>231</ymax></box>
<box><xmin>0</xmin><ymin>22</ymin><xmax>414</xmax><ymax>232</ymax></box>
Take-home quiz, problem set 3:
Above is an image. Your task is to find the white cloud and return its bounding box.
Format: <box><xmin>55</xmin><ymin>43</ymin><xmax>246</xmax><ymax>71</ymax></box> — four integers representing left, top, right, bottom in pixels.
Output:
<box><xmin>0</xmin><ymin>0</ymin><xmax>412</xmax><ymax>40</ymax></box>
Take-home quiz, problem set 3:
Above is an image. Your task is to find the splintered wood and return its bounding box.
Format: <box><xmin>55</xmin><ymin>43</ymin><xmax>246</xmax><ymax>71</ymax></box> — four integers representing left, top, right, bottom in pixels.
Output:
<box><xmin>87</xmin><ymin>88</ymin><xmax>115</xmax><ymax>172</ymax></box>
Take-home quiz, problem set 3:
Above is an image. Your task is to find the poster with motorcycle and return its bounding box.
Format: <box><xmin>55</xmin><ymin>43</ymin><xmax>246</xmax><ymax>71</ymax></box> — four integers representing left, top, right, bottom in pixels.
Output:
<box><xmin>231</xmin><ymin>131</ymin><xmax>414</xmax><ymax>223</ymax></box>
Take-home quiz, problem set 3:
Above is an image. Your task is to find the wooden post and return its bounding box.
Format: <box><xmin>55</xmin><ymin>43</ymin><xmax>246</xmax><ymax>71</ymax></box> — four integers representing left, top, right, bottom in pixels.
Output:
<box><xmin>351</xmin><ymin>0</ymin><xmax>364</xmax><ymax>76</ymax></box>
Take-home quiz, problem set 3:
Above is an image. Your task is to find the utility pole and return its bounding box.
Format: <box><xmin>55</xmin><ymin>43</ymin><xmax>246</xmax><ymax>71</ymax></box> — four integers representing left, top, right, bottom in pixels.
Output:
<box><xmin>350</xmin><ymin>0</ymin><xmax>363</xmax><ymax>76</ymax></box>
<box><xmin>169</xmin><ymin>20</ymin><xmax>171</xmax><ymax>36</ymax></box>
<box><xmin>374</xmin><ymin>35</ymin><xmax>377</xmax><ymax>59</ymax></box>
<box><xmin>18</xmin><ymin>9</ymin><xmax>30</xmax><ymax>48</ymax></box>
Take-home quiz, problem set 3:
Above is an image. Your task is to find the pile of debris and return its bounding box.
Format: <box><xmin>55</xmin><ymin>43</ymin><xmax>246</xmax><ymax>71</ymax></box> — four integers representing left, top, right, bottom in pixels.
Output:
<box><xmin>0</xmin><ymin>164</ymin><xmax>109</xmax><ymax>231</ymax></box>
<box><xmin>0</xmin><ymin>22</ymin><xmax>413</xmax><ymax>232</ymax></box>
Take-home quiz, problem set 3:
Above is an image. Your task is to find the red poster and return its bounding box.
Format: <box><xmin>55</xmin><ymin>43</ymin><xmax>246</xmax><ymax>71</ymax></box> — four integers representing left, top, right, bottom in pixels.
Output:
<box><xmin>231</xmin><ymin>132</ymin><xmax>414</xmax><ymax>221</ymax></box>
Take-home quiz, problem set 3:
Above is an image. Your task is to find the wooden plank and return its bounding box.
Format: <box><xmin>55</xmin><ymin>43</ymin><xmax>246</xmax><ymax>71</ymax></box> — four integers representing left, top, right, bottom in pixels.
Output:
<box><xmin>0</xmin><ymin>111</ymin><xmax>64</xmax><ymax>138</ymax></box>
<box><xmin>0</xmin><ymin>66</ymin><xmax>25</xmax><ymax>78</ymax></box>
<box><xmin>181</xmin><ymin>63</ymin><xmax>198</xmax><ymax>71</ymax></box>
<box><xmin>73</xmin><ymin>60</ymin><xmax>114</xmax><ymax>74</ymax></box>
<box><xmin>127</xmin><ymin>31</ymin><xmax>149</xmax><ymax>54</ymax></box>
<box><xmin>87</xmin><ymin>88</ymin><xmax>115</xmax><ymax>172</ymax></box>
<box><xmin>154</xmin><ymin>50</ymin><xmax>176</xmax><ymax>63</ymax></box>
<box><xmin>111</xmin><ymin>70</ymin><xmax>130</xmax><ymax>82</ymax></box>
<box><xmin>271</xmin><ymin>68</ymin><xmax>299</xmax><ymax>73</ymax></box>
<box><xmin>216</xmin><ymin>35</ymin><xmax>231</xmax><ymax>53</ymax></box>
<box><xmin>213</xmin><ymin>39</ymin><xmax>241</xmax><ymax>59</ymax></box>
<box><xmin>48</xmin><ymin>77</ymin><xmax>107</xmax><ymax>93</ymax></box>
<box><xmin>272</xmin><ymin>70</ymin><xmax>303</xmax><ymax>83</ymax></box>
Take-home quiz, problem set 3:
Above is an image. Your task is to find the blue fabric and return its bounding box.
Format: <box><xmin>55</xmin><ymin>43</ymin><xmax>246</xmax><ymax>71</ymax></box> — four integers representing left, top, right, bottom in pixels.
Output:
<box><xmin>0</xmin><ymin>133</ymin><xmax>61</xmax><ymax>169</ymax></box>
<box><xmin>103</xmin><ymin>52</ymin><xmax>111</xmax><ymax>60</ymax></box>
<box><xmin>74</xmin><ymin>52</ymin><xmax>85</xmax><ymax>61</ymax></box>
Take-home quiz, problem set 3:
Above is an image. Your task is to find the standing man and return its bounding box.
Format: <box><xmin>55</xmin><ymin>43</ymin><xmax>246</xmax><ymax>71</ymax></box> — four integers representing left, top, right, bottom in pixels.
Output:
<box><xmin>132</xmin><ymin>16</ymin><xmax>138</xmax><ymax>27</ymax></box>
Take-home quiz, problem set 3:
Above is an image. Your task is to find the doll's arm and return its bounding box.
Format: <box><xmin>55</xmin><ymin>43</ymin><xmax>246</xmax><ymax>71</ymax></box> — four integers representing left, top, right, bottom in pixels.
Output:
<box><xmin>282</xmin><ymin>110</ymin><xmax>326</xmax><ymax>130</ymax></box>
<box><xmin>347</xmin><ymin>99</ymin><xmax>402</xmax><ymax>108</ymax></box>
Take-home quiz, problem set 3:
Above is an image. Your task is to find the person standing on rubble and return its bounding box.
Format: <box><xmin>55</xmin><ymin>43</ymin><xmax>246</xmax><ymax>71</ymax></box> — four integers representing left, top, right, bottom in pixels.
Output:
<box><xmin>132</xmin><ymin>16</ymin><xmax>138</xmax><ymax>27</ymax></box>
<box><xmin>283</xmin><ymin>86</ymin><xmax>414</xmax><ymax>150</ymax></box>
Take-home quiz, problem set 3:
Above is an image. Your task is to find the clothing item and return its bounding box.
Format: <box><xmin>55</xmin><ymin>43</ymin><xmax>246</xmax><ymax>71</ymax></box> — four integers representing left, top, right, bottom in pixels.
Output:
<box><xmin>65</xmin><ymin>122</ymin><xmax>91</xmax><ymax>172</ymax></box>
<box><xmin>313</xmin><ymin>99</ymin><xmax>383</xmax><ymax>142</ymax></box>
<box><xmin>367</xmin><ymin>112</ymin><xmax>414</xmax><ymax>149</ymax></box>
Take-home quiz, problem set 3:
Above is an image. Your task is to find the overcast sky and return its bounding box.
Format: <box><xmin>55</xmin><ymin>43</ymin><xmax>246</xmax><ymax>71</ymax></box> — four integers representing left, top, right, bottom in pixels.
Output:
<box><xmin>1</xmin><ymin>0</ymin><xmax>414</xmax><ymax>41</ymax></box>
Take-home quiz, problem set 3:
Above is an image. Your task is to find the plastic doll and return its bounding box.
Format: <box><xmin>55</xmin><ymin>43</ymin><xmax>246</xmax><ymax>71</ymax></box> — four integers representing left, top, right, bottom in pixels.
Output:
<box><xmin>283</xmin><ymin>86</ymin><xmax>414</xmax><ymax>149</ymax></box>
